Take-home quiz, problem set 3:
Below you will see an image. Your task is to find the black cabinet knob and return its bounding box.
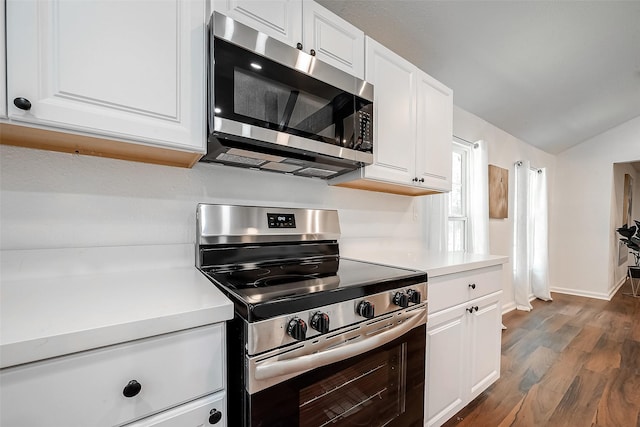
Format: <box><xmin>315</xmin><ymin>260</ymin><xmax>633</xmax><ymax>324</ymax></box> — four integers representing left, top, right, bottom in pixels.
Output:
<box><xmin>209</xmin><ymin>409</ymin><xmax>223</xmax><ymax>424</ymax></box>
<box><xmin>393</xmin><ymin>292</ymin><xmax>409</xmax><ymax>308</ymax></box>
<box><xmin>311</xmin><ymin>312</ymin><xmax>330</xmax><ymax>334</ymax></box>
<box><xmin>469</xmin><ymin>283</ymin><xmax>476</xmax><ymax>289</ymax></box>
<box><xmin>287</xmin><ymin>317</ymin><xmax>307</xmax><ymax>341</ymax></box>
<box><xmin>419</xmin><ymin>178</ymin><xmax>425</xmax><ymax>182</ymax></box>
<box><xmin>357</xmin><ymin>301</ymin><xmax>375</xmax><ymax>319</ymax></box>
<box><xmin>296</xmin><ymin>42</ymin><xmax>303</xmax><ymax>50</ymax></box>
<box><xmin>310</xmin><ymin>49</ymin><xmax>316</xmax><ymax>56</ymax></box>
<box><xmin>407</xmin><ymin>289</ymin><xmax>421</xmax><ymax>304</ymax></box>
<box><xmin>412</xmin><ymin>177</ymin><xmax>418</xmax><ymax>182</ymax></box>
<box><xmin>475</xmin><ymin>306</ymin><xmax>479</xmax><ymax>312</ymax></box>
<box><xmin>13</xmin><ymin>97</ymin><xmax>32</xmax><ymax>111</ymax></box>
<box><xmin>122</xmin><ymin>380</ymin><xmax>142</xmax><ymax>398</ymax></box>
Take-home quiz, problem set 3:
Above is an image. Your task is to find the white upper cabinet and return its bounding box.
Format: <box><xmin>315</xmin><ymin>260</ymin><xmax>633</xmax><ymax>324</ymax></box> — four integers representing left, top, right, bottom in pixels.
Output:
<box><xmin>213</xmin><ymin>0</ymin><xmax>365</xmax><ymax>79</ymax></box>
<box><xmin>362</xmin><ymin>37</ymin><xmax>416</xmax><ymax>184</ymax></box>
<box><xmin>213</xmin><ymin>0</ymin><xmax>303</xmax><ymax>47</ymax></box>
<box><xmin>331</xmin><ymin>37</ymin><xmax>452</xmax><ymax>196</ymax></box>
<box><xmin>302</xmin><ymin>1</ymin><xmax>364</xmax><ymax>78</ymax></box>
<box><xmin>416</xmin><ymin>70</ymin><xmax>453</xmax><ymax>191</ymax></box>
<box><xmin>5</xmin><ymin>0</ymin><xmax>206</xmax><ymax>155</ymax></box>
<box><xmin>1</xmin><ymin>0</ymin><xmax>6</xmax><ymax>119</ymax></box>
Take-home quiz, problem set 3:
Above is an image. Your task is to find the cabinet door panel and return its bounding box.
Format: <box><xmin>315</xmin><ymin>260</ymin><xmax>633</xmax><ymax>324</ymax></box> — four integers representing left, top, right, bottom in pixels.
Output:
<box><xmin>364</xmin><ymin>37</ymin><xmax>415</xmax><ymax>183</ymax></box>
<box><xmin>302</xmin><ymin>1</ymin><xmax>364</xmax><ymax>79</ymax></box>
<box><xmin>426</xmin><ymin>306</ymin><xmax>466</xmax><ymax>427</ymax></box>
<box><xmin>468</xmin><ymin>292</ymin><xmax>502</xmax><ymax>400</ymax></box>
<box><xmin>126</xmin><ymin>392</ymin><xmax>226</xmax><ymax>427</ymax></box>
<box><xmin>214</xmin><ymin>0</ymin><xmax>302</xmax><ymax>47</ymax></box>
<box><xmin>6</xmin><ymin>0</ymin><xmax>205</xmax><ymax>151</ymax></box>
<box><xmin>416</xmin><ymin>70</ymin><xmax>453</xmax><ymax>191</ymax></box>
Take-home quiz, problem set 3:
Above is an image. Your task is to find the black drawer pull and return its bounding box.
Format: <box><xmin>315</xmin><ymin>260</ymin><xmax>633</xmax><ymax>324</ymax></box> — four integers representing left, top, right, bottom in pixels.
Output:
<box><xmin>209</xmin><ymin>409</ymin><xmax>223</xmax><ymax>424</ymax></box>
<box><xmin>122</xmin><ymin>380</ymin><xmax>142</xmax><ymax>398</ymax></box>
<box><xmin>13</xmin><ymin>97</ymin><xmax>32</xmax><ymax>111</ymax></box>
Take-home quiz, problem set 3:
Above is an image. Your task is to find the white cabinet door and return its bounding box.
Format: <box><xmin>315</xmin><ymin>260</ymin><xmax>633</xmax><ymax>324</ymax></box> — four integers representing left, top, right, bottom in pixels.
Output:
<box><xmin>213</xmin><ymin>0</ymin><xmax>303</xmax><ymax>47</ymax></box>
<box><xmin>364</xmin><ymin>36</ymin><xmax>416</xmax><ymax>184</ymax></box>
<box><xmin>467</xmin><ymin>292</ymin><xmax>502</xmax><ymax>400</ymax></box>
<box><xmin>1</xmin><ymin>0</ymin><xmax>6</xmax><ymax>118</ymax></box>
<box><xmin>416</xmin><ymin>70</ymin><xmax>453</xmax><ymax>192</ymax></box>
<box><xmin>302</xmin><ymin>0</ymin><xmax>364</xmax><ymax>79</ymax></box>
<box><xmin>6</xmin><ymin>0</ymin><xmax>206</xmax><ymax>152</ymax></box>
<box><xmin>125</xmin><ymin>391</ymin><xmax>226</xmax><ymax>427</ymax></box>
<box><xmin>426</xmin><ymin>306</ymin><xmax>466</xmax><ymax>427</ymax></box>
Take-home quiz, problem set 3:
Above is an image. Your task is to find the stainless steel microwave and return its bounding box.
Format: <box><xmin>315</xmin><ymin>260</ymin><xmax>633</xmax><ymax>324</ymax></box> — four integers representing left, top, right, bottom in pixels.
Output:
<box><xmin>202</xmin><ymin>12</ymin><xmax>374</xmax><ymax>179</ymax></box>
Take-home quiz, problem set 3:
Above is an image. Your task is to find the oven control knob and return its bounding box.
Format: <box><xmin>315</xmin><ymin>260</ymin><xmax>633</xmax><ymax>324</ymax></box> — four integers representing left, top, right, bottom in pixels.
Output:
<box><xmin>311</xmin><ymin>312</ymin><xmax>330</xmax><ymax>334</ymax></box>
<box><xmin>287</xmin><ymin>318</ymin><xmax>307</xmax><ymax>341</ymax></box>
<box><xmin>357</xmin><ymin>301</ymin><xmax>375</xmax><ymax>319</ymax></box>
<box><xmin>407</xmin><ymin>289</ymin><xmax>421</xmax><ymax>304</ymax></box>
<box><xmin>393</xmin><ymin>292</ymin><xmax>409</xmax><ymax>308</ymax></box>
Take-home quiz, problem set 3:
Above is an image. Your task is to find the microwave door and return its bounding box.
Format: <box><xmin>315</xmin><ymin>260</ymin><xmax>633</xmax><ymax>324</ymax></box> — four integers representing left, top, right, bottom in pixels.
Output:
<box><xmin>278</xmin><ymin>90</ymin><xmax>300</xmax><ymax>130</ymax></box>
<box><xmin>292</xmin><ymin>93</ymin><xmax>356</xmax><ymax>146</ymax></box>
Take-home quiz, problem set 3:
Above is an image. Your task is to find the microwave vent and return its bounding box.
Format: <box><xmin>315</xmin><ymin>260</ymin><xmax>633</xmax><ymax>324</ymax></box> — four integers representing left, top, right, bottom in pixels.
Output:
<box><xmin>297</xmin><ymin>167</ymin><xmax>340</xmax><ymax>178</ymax></box>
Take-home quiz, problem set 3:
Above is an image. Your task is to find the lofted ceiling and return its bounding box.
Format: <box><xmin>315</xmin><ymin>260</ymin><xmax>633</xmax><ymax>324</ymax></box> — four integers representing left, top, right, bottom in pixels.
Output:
<box><xmin>317</xmin><ymin>0</ymin><xmax>640</xmax><ymax>154</ymax></box>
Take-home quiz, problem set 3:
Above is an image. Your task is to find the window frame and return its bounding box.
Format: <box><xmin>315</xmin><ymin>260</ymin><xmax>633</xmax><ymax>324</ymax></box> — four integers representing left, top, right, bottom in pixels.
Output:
<box><xmin>448</xmin><ymin>140</ymin><xmax>471</xmax><ymax>251</ymax></box>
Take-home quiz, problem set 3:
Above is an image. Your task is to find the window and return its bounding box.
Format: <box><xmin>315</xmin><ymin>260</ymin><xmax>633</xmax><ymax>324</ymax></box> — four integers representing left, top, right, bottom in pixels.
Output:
<box><xmin>448</xmin><ymin>142</ymin><xmax>470</xmax><ymax>251</ymax></box>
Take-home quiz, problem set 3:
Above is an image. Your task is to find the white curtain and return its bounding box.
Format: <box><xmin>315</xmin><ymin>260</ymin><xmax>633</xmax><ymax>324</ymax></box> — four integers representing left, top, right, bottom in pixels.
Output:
<box><xmin>531</xmin><ymin>168</ymin><xmax>552</xmax><ymax>301</ymax></box>
<box><xmin>468</xmin><ymin>140</ymin><xmax>489</xmax><ymax>254</ymax></box>
<box><xmin>513</xmin><ymin>161</ymin><xmax>551</xmax><ymax>311</ymax></box>
<box><xmin>424</xmin><ymin>193</ymin><xmax>448</xmax><ymax>251</ymax></box>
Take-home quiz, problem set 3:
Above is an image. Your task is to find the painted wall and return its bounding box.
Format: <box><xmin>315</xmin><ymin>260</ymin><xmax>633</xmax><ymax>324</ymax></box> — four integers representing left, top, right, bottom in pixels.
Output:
<box><xmin>550</xmin><ymin>115</ymin><xmax>640</xmax><ymax>299</ymax></box>
<box><xmin>0</xmin><ymin>145</ymin><xmax>424</xmax><ymax>252</ymax></box>
<box><xmin>452</xmin><ymin>106</ymin><xmax>556</xmax><ymax>311</ymax></box>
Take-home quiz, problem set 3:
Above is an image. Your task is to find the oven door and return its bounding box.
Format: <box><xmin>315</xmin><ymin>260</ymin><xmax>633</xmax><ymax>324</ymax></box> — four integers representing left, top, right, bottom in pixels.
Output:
<box><xmin>244</xmin><ymin>308</ymin><xmax>426</xmax><ymax>427</ymax></box>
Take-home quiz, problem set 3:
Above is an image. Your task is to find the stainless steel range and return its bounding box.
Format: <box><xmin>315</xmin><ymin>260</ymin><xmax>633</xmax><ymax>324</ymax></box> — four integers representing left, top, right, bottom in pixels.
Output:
<box><xmin>196</xmin><ymin>204</ymin><xmax>427</xmax><ymax>427</ymax></box>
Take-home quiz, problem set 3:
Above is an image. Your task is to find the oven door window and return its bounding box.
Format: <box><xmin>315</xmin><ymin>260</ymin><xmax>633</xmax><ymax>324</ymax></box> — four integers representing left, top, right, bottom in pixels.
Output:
<box><xmin>214</xmin><ymin>38</ymin><xmax>373</xmax><ymax>153</ymax></box>
<box><xmin>248</xmin><ymin>325</ymin><xmax>425</xmax><ymax>427</ymax></box>
<box><xmin>299</xmin><ymin>344</ymin><xmax>404</xmax><ymax>426</ymax></box>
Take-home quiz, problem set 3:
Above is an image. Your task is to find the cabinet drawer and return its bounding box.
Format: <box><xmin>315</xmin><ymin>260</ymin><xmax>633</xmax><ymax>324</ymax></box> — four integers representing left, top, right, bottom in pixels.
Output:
<box><xmin>0</xmin><ymin>323</ymin><xmax>225</xmax><ymax>427</ymax></box>
<box><xmin>428</xmin><ymin>265</ymin><xmax>502</xmax><ymax>313</ymax></box>
<box><xmin>125</xmin><ymin>391</ymin><xmax>226</xmax><ymax>427</ymax></box>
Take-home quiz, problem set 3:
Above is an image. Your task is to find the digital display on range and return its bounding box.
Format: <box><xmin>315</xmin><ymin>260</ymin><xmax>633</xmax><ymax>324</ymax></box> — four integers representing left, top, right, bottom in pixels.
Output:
<box><xmin>267</xmin><ymin>213</ymin><xmax>296</xmax><ymax>228</ymax></box>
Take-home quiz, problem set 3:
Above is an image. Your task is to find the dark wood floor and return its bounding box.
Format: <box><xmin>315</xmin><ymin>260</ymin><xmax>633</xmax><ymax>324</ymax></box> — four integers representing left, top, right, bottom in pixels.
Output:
<box><xmin>443</xmin><ymin>280</ymin><xmax>640</xmax><ymax>427</ymax></box>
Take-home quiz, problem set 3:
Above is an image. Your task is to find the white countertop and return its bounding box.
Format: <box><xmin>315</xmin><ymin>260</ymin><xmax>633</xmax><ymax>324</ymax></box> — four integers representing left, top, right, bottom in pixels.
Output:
<box><xmin>340</xmin><ymin>239</ymin><xmax>509</xmax><ymax>277</ymax></box>
<box><xmin>0</xmin><ymin>245</ymin><xmax>233</xmax><ymax>368</ymax></box>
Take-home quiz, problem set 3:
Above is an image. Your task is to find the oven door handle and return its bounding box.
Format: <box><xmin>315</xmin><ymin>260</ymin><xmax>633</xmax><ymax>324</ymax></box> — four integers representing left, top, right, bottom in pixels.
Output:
<box><xmin>254</xmin><ymin>308</ymin><xmax>426</xmax><ymax>381</ymax></box>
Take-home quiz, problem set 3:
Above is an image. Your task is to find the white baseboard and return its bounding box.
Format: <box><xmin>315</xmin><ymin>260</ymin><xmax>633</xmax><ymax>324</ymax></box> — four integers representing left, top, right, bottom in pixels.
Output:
<box><xmin>549</xmin><ymin>286</ymin><xmax>611</xmax><ymax>301</ymax></box>
<box><xmin>501</xmin><ymin>301</ymin><xmax>515</xmax><ymax>314</ymax></box>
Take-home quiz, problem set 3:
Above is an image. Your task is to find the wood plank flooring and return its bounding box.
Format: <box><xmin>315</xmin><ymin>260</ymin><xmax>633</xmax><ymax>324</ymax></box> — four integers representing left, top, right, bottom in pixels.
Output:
<box><xmin>442</xmin><ymin>281</ymin><xmax>640</xmax><ymax>427</ymax></box>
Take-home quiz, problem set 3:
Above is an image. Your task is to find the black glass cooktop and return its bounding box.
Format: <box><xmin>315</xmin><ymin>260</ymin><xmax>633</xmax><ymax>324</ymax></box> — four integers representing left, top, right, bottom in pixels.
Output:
<box><xmin>201</xmin><ymin>257</ymin><xmax>426</xmax><ymax>321</ymax></box>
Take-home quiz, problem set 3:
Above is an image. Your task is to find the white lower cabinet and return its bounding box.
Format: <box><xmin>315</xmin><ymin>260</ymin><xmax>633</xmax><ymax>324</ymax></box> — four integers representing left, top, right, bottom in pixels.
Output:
<box><xmin>125</xmin><ymin>391</ymin><xmax>226</xmax><ymax>427</ymax></box>
<box><xmin>426</xmin><ymin>266</ymin><xmax>503</xmax><ymax>427</ymax></box>
<box><xmin>0</xmin><ymin>323</ymin><xmax>226</xmax><ymax>427</ymax></box>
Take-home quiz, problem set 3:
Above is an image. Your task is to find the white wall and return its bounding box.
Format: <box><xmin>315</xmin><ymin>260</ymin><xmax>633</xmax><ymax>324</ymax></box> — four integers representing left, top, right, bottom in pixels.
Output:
<box><xmin>550</xmin><ymin>115</ymin><xmax>640</xmax><ymax>299</ymax></box>
<box><xmin>0</xmin><ymin>145</ymin><xmax>423</xmax><ymax>253</ymax></box>
<box><xmin>452</xmin><ymin>106</ymin><xmax>556</xmax><ymax>311</ymax></box>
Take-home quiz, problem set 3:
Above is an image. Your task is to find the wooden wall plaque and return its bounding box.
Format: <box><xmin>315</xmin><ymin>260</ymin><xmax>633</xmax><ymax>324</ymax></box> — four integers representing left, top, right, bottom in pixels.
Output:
<box><xmin>489</xmin><ymin>165</ymin><xmax>508</xmax><ymax>219</ymax></box>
